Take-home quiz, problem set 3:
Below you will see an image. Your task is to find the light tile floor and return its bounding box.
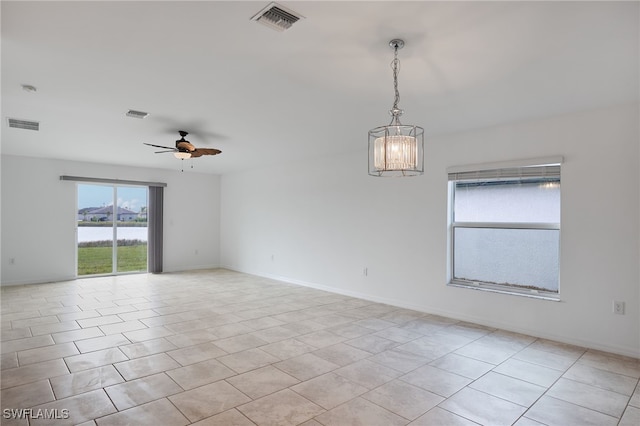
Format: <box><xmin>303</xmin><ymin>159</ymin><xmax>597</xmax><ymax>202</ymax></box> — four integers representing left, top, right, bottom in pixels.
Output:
<box><xmin>1</xmin><ymin>269</ymin><xmax>639</xmax><ymax>426</ymax></box>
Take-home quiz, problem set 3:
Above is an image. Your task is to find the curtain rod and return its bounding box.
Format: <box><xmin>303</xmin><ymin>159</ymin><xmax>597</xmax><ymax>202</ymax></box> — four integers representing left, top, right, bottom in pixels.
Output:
<box><xmin>60</xmin><ymin>175</ymin><xmax>167</xmax><ymax>187</ymax></box>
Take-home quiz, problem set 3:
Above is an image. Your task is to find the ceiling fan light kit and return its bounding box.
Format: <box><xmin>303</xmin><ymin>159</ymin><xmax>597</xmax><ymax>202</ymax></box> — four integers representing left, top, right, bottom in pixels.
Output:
<box><xmin>368</xmin><ymin>39</ymin><xmax>424</xmax><ymax>177</ymax></box>
<box><xmin>174</xmin><ymin>151</ymin><xmax>191</xmax><ymax>159</ymax></box>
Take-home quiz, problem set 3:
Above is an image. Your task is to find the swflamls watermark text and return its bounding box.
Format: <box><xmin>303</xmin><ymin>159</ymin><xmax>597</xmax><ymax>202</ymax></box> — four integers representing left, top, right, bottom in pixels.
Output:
<box><xmin>3</xmin><ymin>408</ymin><xmax>70</xmax><ymax>420</ymax></box>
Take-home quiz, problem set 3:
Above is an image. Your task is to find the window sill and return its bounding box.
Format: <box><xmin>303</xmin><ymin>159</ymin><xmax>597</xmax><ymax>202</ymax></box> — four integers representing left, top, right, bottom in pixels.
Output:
<box><xmin>448</xmin><ymin>281</ymin><xmax>560</xmax><ymax>301</ymax></box>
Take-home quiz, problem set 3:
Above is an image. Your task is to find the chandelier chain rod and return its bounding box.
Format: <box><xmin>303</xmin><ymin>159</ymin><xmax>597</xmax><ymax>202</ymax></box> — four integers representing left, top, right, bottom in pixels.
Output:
<box><xmin>392</xmin><ymin>45</ymin><xmax>400</xmax><ymax>111</ymax></box>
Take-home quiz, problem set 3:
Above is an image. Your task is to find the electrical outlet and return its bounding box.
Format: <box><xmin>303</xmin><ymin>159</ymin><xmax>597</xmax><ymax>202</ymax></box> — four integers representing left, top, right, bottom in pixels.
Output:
<box><xmin>613</xmin><ymin>301</ymin><xmax>625</xmax><ymax>315</ymax></box>
<box><xmin>363</xmin><ymin>267</ymin><xmax>368</xmax><ymax>277</ymax></box>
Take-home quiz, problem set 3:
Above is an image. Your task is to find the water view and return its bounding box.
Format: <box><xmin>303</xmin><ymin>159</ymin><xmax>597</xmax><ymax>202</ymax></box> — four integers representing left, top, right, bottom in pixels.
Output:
<box><xmin>77</xmin><ymin>226</ymin><xmax>148</xmax><ymax>243</ymax></box>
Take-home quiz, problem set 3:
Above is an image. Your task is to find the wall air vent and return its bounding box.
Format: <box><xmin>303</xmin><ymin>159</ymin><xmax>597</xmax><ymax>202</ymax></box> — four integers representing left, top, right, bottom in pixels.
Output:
<box><xmin>251</xmin><ymin>2</ymin><xmax>303</xmax><ymax>32</ymax></box>
<box><xmin>126</xmin><ymin>109</ymin><xmax>149</xmax><ymax>119</ymax></box>
<box><xmin>7</xmin><ymin>118</ymin><xmax>39</xmax><ymax>131</ymax></box>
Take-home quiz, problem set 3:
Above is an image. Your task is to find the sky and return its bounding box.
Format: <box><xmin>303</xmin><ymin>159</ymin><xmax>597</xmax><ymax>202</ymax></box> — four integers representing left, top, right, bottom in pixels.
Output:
<box><xmin>78</xmin><ymin>184</ymin><xmax>147</xmax><ymax>212</ymax></box>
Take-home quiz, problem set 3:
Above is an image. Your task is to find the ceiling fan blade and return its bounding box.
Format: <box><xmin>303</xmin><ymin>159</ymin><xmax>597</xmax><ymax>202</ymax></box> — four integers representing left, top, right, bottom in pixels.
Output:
<box><xmin>154</xmin><ymin>150</ymin><xmax>175</xmax><ymax>153</ymax></box>
<box><xmin>191</xmin><ymin>148</ymin><xmax>222</xmax><ymax>157</ymax></box>
<box><xmin>144</xmin><ymin>142</ymin><xmax>176</xmax><ymax>150</ymax></box>
<box><xmin>176</xmin><ymin>141</ymin><xmax>196</xmax><ymax>152</ymax></box>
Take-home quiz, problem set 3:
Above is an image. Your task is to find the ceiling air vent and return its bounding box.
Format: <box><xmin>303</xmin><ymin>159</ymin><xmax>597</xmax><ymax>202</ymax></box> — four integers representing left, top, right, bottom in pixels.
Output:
<box><xmin>126</xmin><ymin>109</ymin><xmax>149</xmax><ymax>119</ymax></box>
<box><xmin>7</xmin><ymin>118</ymin><xmax>39</xmax><ymax>131</ymax></box>
<box><xmin>251</xmin><ymin>2</ymin><xmax>303</xmax><ymax>32</ymax></box>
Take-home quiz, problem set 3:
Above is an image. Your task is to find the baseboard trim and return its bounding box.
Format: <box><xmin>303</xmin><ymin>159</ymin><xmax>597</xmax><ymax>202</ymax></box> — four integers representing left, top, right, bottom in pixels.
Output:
<box><xmin>222</xmin><ymin>266</ymin><xmax>640</xmax><ymax>359</ymax></box>
<box><xmin>0</xmin><ymin>275</ymin><xmax>77</xmax><ymax>287</ymax></box>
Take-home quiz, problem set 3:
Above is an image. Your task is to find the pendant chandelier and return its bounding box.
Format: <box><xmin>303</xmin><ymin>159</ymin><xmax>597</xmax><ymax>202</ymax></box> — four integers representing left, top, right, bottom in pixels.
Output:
<box><xmin>368</xmin><ymin>39</ymin><xmax>424</xmax><ymax>177</ymax></box>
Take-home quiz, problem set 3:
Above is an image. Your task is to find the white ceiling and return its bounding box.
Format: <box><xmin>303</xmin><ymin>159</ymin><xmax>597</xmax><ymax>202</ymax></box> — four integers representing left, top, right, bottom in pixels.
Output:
<box><xmin>2</xmin><ymin>1</ymin><xmax>638</xmax><ymax>175</ymax></box>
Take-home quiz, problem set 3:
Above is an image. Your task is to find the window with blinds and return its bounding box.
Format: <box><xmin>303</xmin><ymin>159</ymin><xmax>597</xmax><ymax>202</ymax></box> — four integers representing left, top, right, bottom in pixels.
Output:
<box><xmin>447</xmin><ymin>157</ymin><xmax>562</xmax><ymax>299</ymax></box>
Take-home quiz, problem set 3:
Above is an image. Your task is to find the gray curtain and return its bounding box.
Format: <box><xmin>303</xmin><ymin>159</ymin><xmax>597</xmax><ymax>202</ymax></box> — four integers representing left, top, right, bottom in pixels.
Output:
<box><xmin>148</xmin><ymin>186</ymin><xmax>164</xmax><ymax>273</ymax></box>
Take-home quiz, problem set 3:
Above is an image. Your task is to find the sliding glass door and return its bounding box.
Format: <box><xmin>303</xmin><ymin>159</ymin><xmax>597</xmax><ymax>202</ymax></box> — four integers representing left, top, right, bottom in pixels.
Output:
<box><xmin>77</xmin><ymin>184</ymin><xmax>114</xmax><ymax>275</ymax></box>
<box><xmin>77</xmin><ymin>184</ymin><xmax>148</xmax><ymax>276</ymax></box>
<box><xmin>115</xmin><ymin>186</ymin><xmax>148</xmax><ymax>273</ymax></box>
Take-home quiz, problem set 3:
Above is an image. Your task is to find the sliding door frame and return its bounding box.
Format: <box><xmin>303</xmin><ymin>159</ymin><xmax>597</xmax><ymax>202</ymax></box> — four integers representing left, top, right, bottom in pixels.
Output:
<box><xmin>64</xmin><ymin>175</ymin><xmax>166</xmax><ymax>276</ymax></box>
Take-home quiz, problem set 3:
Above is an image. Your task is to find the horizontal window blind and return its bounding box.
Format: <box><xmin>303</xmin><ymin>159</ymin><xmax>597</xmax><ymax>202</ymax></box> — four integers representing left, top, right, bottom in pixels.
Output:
<box><xmin>447</xmin><ymin>156</ymin><xmax>562</xmax><ymax>182</ymax></box>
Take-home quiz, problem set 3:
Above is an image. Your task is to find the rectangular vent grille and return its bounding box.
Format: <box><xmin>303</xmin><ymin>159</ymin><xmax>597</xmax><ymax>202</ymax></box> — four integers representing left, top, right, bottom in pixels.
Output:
<box><xmin>8</xmin><ymin>118</ymin><xmax>39</xmax><ymax>131</ymax></box>
<box><xmin>126</xmin><ymin>109</ymin><xmax>149</xmax><ymax>119</ymax></box>
<box><xmin>251</xmin><ymin>2</ymin><xmax>303</xmax><ymax>32</ymax></box>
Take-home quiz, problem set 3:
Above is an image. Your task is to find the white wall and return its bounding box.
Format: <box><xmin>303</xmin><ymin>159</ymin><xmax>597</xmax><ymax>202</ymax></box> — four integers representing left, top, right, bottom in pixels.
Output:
<box><xmin>1</xmin><ymin>155</ymin><xmax>221</xmax><ymax>285</ymax></box>
<box><xmin>221</xmin><ymin>103</ymin><xmax>640</xmax><ymax>357</ymax></box>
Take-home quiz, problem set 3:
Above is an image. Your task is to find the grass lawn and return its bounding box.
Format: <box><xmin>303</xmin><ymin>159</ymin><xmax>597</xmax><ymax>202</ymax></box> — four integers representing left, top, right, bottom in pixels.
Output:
<box><xmin>78</xmin><ymin>245</ymin><xmax>147</xmax><ymax>275</ymax></box>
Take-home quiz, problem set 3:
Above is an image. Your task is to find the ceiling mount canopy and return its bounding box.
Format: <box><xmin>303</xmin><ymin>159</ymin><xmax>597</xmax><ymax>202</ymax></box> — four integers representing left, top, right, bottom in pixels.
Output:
<box><xmin>368</xmin><ymin>39</ymin><xmax>424</xmax><ymax>177</ymax></box>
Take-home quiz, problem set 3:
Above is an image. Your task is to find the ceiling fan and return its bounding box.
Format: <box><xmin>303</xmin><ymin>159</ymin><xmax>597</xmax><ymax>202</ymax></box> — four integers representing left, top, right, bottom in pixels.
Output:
<box><xmin>144</xmin><ymin>131</ymin><xmax>221</xmax><ymax>159</ymax></box>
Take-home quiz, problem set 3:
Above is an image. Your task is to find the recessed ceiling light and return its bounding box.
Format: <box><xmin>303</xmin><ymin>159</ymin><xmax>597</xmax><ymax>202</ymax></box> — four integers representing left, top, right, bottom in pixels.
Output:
<box><xmin>21</xmin><ymin>84</ymin><xmax>37</xmax><ymax>93</ymax></box>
